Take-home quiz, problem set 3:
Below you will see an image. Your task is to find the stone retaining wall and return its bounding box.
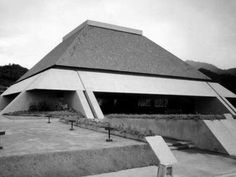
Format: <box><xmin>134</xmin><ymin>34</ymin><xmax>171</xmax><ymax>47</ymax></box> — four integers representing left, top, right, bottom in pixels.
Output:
<box><xmin>105</xmin><ymin>117</ymin><xmax>226</xmax><ymax>153</ymax></box>
<box><xmin>0</xmin><ymin>144</ymin><xmax>157</xmax><ymax>177</ymax></box>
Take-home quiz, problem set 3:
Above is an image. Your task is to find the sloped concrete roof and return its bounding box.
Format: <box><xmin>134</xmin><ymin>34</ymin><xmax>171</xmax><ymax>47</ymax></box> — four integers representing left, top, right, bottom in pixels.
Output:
<box><xmin>19</xmin><ymin>20</ymin><xmax>210</xmax><ymax>81</ymax></box>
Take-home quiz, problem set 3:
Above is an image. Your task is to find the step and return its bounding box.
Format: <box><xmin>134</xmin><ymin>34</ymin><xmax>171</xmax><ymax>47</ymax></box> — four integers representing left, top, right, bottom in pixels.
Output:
<box><xmin>165</xmin><ymin>139</ymin><xmax>195</xmax><ymax>150</ymax></box>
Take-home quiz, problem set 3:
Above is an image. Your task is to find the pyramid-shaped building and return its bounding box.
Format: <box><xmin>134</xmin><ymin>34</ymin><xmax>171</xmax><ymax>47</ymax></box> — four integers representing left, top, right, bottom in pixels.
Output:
<box><xmin>0</xmin><ymin>20</ymin><xmax>236</xmax><ymax>118</ymax></box>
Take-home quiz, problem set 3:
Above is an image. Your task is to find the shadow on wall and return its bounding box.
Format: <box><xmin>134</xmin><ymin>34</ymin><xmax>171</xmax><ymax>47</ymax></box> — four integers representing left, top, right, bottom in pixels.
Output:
<box><xmin>95</xmin><ymin>92</ymin><xmax>230</xmax><ymax>115</ymax></box>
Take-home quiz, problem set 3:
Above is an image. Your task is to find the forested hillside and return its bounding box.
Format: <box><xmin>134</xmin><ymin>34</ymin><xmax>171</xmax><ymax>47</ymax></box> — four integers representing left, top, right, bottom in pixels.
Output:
<box><xmin>186</xmin><ymin>60</ymin><xmax>236</xmax><ymax>94</ymax></box>
<box><xmin>0</xmin><ymin>64</ymin><xmax>28</xmax><ymax>89</ymax></box>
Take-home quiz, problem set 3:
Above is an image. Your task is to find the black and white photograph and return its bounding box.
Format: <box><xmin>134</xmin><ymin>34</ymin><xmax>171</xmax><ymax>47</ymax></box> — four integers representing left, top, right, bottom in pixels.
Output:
<box><xmin>0</xmin><ymin>0</ymin><xmax>236</xmax><ymax>176</ymax></box>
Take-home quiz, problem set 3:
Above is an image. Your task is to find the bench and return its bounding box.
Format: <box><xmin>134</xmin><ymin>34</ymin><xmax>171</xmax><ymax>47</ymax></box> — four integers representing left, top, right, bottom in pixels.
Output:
<box><xmin>68</xmin><ymin>119</ymin><xmax>76</xmax><ymax>130</ymax></box>
<box><xmin>46</xmin><ymin>115</ymin><xmax>52</xmax><ymax>123</ymax></box>
<box><xmin>0</xmin><ymin>131</ymin><xmax>6</xmax><ymax>149</ymax></box>
<box><xmin>104</xmin><ymin>126</ymin><xmax>115</xmax><ymax>142</ymax></box>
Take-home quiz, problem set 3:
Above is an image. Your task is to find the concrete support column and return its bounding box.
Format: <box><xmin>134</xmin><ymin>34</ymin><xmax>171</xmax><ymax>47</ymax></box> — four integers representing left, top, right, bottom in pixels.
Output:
<box><xmin>207</xmin><ymin>82</ymin><xmax>236</xmax><ymax>115</ymax></box>
<box><xmin>84</xmin><ymin>90</ymin><xmax>104</xmax><ymax>119</ymax></box>
<box><xmin>0</xmin><ymin>95</ymin><xmax>12</xmax><ymax>110</ymax></box>
<box><xmin>220</xmin><ymin>96</ymin><xmax>236</xmax><ymax>114</ymax></box>
<box><xmin>0</xmin><ymin>91</ymin><xmax>30</xmax><ymax>115</ymax></box>
<box><xmin>65</xmin><ymin>90</ymin><xmax>94</xmax><ymax>119</ymax></box>
<box><xmin>215</xmin><ymin>95</ymin><xmax>236</xmax><ymax>115</ymax></box>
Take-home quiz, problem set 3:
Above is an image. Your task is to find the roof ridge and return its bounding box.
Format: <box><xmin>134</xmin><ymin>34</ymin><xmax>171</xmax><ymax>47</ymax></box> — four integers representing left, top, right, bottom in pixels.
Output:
<box><xmin>63</xmin><ymin>20</ymin><xmax>142</xmax><ymax>41</ymax></box>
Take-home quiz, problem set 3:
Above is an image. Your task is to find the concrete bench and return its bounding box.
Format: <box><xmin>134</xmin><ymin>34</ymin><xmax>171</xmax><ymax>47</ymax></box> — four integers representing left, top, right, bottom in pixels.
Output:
<box><xmin>0</xmin><ymin>131</ymin><xmax>6</xmax><ymax>149</ymax></box>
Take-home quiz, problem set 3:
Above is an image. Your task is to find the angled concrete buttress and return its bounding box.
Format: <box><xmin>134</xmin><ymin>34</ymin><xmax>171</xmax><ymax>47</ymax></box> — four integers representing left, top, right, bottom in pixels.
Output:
<box><xmin>202</xmin><ymin>83</ymin><xmax>236</xmax><ymax>156</ymax></box>
<box><xmin>65</xmin><ymin>90</ymin><xmax>94</xmax><ymax>119</ymax></box>
<box><xmin>203</xmin><ymin>117</ymin><xmax>236</xmax><ymax>157</ymax></box>
<box><xmin>215</xmin><ymin>95</ymin><xmax>236</xmax><ymax>115</ymax></box>
<box><xmin>0</xmin><ymin>95</ymin><xmax>12</xmax><ymax>110</ymax></box>
<box><xmin>0</xmin><ymin>91</ymin><xmax>30</xmax><ymax>115</ymax></box>
<box><xmin>207</xmin><ymin>82</ymin><xmax>236</xmax><ymax>115</ymax></box>
<box><xmin>221</xmin><ymin>114</ymin><xmax>236</xmax><ymax>141</ymax></box>
<box><xmin>84</xmin><ymin>90</ymin><xmax>104</xmax><ymax>119</ymax></box>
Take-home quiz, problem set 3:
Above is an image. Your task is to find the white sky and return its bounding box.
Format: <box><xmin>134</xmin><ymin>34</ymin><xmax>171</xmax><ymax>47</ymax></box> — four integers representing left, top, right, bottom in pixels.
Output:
<box><xmin>0</xmin><ymin>0</ymin><xmax>236</xmax><ymax>69</ymax></box>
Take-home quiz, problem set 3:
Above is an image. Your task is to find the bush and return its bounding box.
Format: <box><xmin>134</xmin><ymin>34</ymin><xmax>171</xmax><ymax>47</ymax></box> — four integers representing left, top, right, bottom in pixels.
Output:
<box><xmin>106</xmin><ymin>114</ymin><xmax>225</xmax><ymax>120</ymax></box>
<box><xmin>29</xmin><ymin>102</ymin><xmax>51</xmax><ymax>112</ymax></box>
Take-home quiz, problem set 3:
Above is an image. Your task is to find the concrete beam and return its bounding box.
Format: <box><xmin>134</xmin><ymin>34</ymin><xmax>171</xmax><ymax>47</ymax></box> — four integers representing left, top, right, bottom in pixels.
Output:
<box><xmin>206</xmin><ymin>82</ymin><xmax>236</xmax><ymax>115</ymax></box>
<box><xmin>65</xmin><ymin>90</ymin><xmax>94</xmax><ymax>119</ymax></box>
<box><xmin>84</xmin><ymin>90</ymin><xmax>104</xmax><ymax>119</ymax></box>
<box><xmin>78</xmin><ymin>70</ymin><xmax>216</xmax><ymax>97</ymax></box>
<box><xmin>215</xmin><ymin>95</ymin><xmax>236</xmax><ymax>115</ymax></box>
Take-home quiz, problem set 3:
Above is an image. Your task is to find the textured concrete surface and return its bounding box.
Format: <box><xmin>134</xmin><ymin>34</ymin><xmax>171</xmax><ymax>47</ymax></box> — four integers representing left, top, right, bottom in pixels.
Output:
<box><xmin>86</xmin><ymin>150</ymin><xmax>236</xmax><ymax>177</ymax></box>
<box><xmin>204</xmin><ymin>119</ymin><xmax>236</xmax><ymax>156</ymax></box>
<box><xmin>0</xmin><ymin>116</ymin><xmax>156</xmax><ymax>177</ymax></box>
<box><xmin>173</xmin><ymin>149</ymin><xmax>236</xmax><ymax>177</ymax></box>
<box><xmin>1</xmin><ymin>115</ymin><xmax>236</xmax><ymax>177</ymax></box>
<box><xmin>106</xmin><ymin>118</ymin><xmax>227</xmax><ymax>153</ymax></box>
<box><xmin>85</xmin><ymin>90</ymin><xmax>104</xmax><ymax>119</ymax></box>
<box><xmin>0</xmin><ymin>116</ymin><xmax>145</xmax><ymax>157</ymax></box>
<box><xmin>78</xmin><ymin>70</ymin><xmax>215</xmax><ymax>97</ymax></box>
<box><xmin>19</xmin><ymin>21</ymin><xmax>209</xmax><ymax>82</ymax></box>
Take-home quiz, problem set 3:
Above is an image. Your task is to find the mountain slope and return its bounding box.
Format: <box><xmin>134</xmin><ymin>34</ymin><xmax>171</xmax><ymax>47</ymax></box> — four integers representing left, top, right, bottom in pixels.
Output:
<box><xmin>185</xmin><ymin>60</ymin><xmax>236</xmax><ymax>94</ymax></box>
<box><xmin>0</xmin><ymin>64</ymin><xmax>28</xmax><ymax>88</ymax></box>
<box><xmin>227</xmin><ymin>68</ymin><xmax>236</xmax><ymax>76</ymax></box>
<box><xmin>185</xmin><ymin>60</ymin><xmax>236</xmax><ymax>77</ymax></box>
<box><xmin>199</xmin><ymin>68</ymin><xmax>236</xmax><ymax>94</ymax></box>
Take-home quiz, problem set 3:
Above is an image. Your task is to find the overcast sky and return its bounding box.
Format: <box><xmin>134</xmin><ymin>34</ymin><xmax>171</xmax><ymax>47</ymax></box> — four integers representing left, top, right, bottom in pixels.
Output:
<box><xmin>0</xmin><ymin>0</ymin><xmax>236</xmax><ymax>69</ymax></box>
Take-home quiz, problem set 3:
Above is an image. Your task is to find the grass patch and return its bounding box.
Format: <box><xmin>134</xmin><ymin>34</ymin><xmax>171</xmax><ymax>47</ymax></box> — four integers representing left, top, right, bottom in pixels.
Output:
<box><xmin>4</xmin><ymin>110</ymin><xmax>84</xmax><ymax>119</ymax></box>
<box><xmin>106</xmin><ymin>114</ymin><xmax>225</xmax><ymax>120</ymax></box>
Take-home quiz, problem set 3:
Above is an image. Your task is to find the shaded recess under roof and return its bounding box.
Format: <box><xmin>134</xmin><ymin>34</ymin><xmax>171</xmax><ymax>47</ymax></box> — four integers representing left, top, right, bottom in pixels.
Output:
<box><xmin>18</xmin><ymin>20</ymin><xmax>210</xmax><ymax>82</ymax></box>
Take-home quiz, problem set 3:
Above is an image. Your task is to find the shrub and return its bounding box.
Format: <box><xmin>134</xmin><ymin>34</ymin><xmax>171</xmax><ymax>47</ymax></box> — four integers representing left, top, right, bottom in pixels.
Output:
<box><xmin>28</xmin><ymin>102</ymin><xmax>51</xmax><ymax>112</ymax></box>
<box><xmin>106</xmin><ymin>114</ymin><xmax>225</xmax><ymax>120</ymax></box>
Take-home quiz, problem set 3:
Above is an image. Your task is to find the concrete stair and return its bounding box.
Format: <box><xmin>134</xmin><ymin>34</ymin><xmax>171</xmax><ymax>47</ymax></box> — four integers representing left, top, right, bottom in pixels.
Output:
<box><xmin>164</xmin><ymin>138</ymin><xmax>195</xmax><ymax>150</ymax></box>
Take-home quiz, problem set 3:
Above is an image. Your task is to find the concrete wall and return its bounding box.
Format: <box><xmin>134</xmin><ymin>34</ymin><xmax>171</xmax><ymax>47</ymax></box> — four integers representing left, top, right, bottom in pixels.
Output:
<box><xmin>0</xmin><ymin>144</ymin><xmax>157</xmax><ymax>177</ymax></box>
<box><xmin>27</xmin><ymin>69</ymin><xmax>84</xmax><ymax>91</ymax></box>
<box><xmin>2</xmin><ymin>74</ymin><xmax>39</xmax><ymax>96</ymax></box>
<box><xmin>106</xmin><ymin>118</ymin><xmax>227</xmax><ymax>153</ymax></box>
<box><xmin>78</xmin><ymin>71</ymin><xmax>216</xmax><ymax>97</ymax></box>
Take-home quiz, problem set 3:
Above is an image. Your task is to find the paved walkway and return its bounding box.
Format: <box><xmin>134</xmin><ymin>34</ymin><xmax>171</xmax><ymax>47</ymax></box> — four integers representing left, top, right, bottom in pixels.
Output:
<box><xmin>86</xmin><ymin>149</ymin><xmax>236</xmax><ymax>177</ymax></box>
<box><xmin>1</xmin><ymin>115</ymin><xmax>236</xmax><ymax>177</ymax></box>
<box><xmin>0</xmin><ymin>116</ymin><xmax>143</xmax><ymax>157</ymax></box>
<box><xmin>85</xmin><ymin>165</ymin><xmax>236</xmax><ymax>177</ymax></box>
